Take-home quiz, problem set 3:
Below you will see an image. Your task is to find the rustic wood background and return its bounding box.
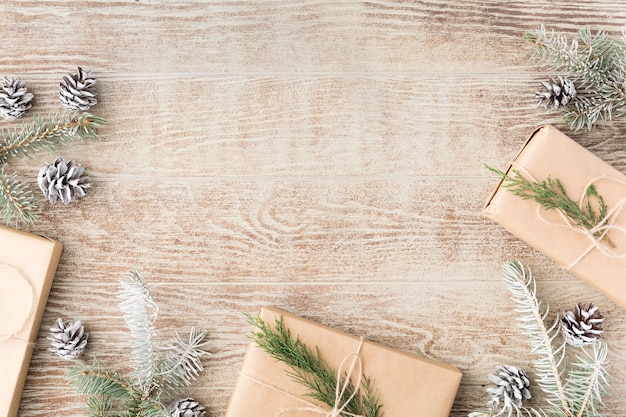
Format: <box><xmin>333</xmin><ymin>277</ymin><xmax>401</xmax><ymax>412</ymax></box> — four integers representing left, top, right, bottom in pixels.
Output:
<box><xmin>6</xmin><ymin>1</ymin><xmax>626</xmax><ymax>416</ymax></box>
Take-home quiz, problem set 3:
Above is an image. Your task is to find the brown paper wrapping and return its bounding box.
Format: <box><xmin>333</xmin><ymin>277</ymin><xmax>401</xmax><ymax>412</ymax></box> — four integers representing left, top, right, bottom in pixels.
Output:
<box><xmin>0</xmin><ymin>225</ymin><xmax>63</xmax><ymax>417</ymax></box>
<box><xmin>484</xmin><ymin>125</ymin><xmax>626</xmax><ymax>310</ymax></box>
<box><xmin>225</xmin><ymin>306</ymin><xmax>462</xmax><ymax>417</ymax></box>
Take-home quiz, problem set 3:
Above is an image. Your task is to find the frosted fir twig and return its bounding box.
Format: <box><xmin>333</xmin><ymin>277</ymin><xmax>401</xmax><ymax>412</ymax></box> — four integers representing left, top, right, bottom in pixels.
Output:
<box><xmin>0</xmin><ymin>169</ymin><xmax>37</xmax><ymax>226</ymax></box>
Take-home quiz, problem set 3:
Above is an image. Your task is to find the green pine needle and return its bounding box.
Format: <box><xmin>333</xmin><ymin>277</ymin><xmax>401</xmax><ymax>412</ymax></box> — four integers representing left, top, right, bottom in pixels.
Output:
<box><xmin>0</xmin><ymin>169</ymin><xmax>37</xmax><ymax>226</ymax></box>
<box><xmin>524</xmin><ymin>24</ymin><xmax>626</xmax><ymax>131</ymax></box>
<box><xmin>487</xmin><ymin>165</ymin><xmax>609</xmax><ymax>240</ymax></box>
<box><xmin>246</xmin><ymin>313</ymin><xmax>382</xmax><ymax>417</ymax></box>
<box><xmin>0</xmin><ymin>112</ymin><xmax>106</xmax><ymax>164</ymax></box>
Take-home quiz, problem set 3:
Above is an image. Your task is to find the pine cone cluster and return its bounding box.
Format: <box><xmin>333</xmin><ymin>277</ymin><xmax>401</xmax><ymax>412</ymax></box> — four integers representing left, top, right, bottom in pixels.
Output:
<box><xmin>59</xmin><ymin>67</ymin><xmax>97</xmax><ymax>111</ymax></box>
<box><xmin>48</xmin><ymin>318</ymin><xmax>89</xmax><ymax>360</ymax></box>
<box><xmin>37</xmin><ymin>157</ymin><xmax>91</xmax><ymax>205</ymax></box>
<box><xmin>562</xmin><ymin>302</ymin><xmax>604</xmax><ymax>347</ymax></box>
<box><xmin>536</xmin><ymin>76</ymin><xmax>577</xmax><ymax>110</ymax></box>
<box><xmin>487</xmin><ymin>365</ymin><xmax>532</xmax><ymax>411</ymax></box>
<box><xmin>169</xmin><ymin>398</ymin><xmax>206</xmax><ymax>417</ymax></box>
<box><xmin>0</xmin><ymin>76</ymin><xmax>33</xmax><ymax>121</ymax></box>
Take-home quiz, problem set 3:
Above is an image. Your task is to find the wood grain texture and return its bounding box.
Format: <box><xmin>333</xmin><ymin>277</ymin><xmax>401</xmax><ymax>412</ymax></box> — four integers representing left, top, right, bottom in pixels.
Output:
<box><xmin>3</xmin><ymin>2</ymin><xmax>626</xmax><ymax>417</ymax></box>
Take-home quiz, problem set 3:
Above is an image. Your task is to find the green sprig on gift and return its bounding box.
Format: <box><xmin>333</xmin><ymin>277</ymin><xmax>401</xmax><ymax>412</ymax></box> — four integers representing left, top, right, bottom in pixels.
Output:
<box><xmin>525</xmin><ymin>24</ymin><xmax>626</xmax><ymax>131</ymax></box>
<box><xmin>486</xmin><ymin>165</ymin><xmax>611</xmax><ymax>242</ymax></box>
<box><xmin>0</xmin><ymin>112</ymin><xmax>106</xmax><ymax>226</ymax></box>
<box><xmin>62</xmin><ymin>271</ymin><xmax>211</xmax><ymax>417</ymax></box>
<box><xmin>246</xmin><ymin>314</ymin><xmax>382</xmax><ymax>417</ymax></box>
<box><xmin>469</xmin><ymin>261</ymin><xmax>610</xmax><ymax>417</ymax></box>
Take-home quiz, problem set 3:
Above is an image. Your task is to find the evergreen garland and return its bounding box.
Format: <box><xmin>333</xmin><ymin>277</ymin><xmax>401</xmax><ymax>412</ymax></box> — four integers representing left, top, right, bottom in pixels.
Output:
<box><xmin>469</xmin><ymin>261</ymin><xmax>610</xmax><ymax>417</ymax></box>
<box><xmin>65</xmin><ymin>271</ymin><xmax>211</xmax><ymax>417</ymax></box>
<box><xmin>0</xmin><ymin>112</ymin><xmax>106</xmax><ymax>226</ymax></box>
<box><xmin>246</xmin><ymin>314</ymin><xmax>382</xmax><ymax>417</ymax></box>
<box><xmin>524</xmin><ymin>24</ymin><xmax>626</xmax><ymax>131</ymax></box>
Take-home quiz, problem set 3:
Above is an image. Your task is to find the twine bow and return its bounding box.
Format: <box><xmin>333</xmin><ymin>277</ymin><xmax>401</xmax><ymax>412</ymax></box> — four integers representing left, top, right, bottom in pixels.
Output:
<box><xmin>513</xmin><ymin>165</ymin><xmax>626</xmax><ymax>269</ymax></box>
<box><xmin>242</xmin><ymin>337</ymin><xmax>366</xmax><ymax>417</ymax></box>
<box><xmin>0</xmin><ymin>262</ymin><xmax>35</xmax><ymax>344</ymax></box>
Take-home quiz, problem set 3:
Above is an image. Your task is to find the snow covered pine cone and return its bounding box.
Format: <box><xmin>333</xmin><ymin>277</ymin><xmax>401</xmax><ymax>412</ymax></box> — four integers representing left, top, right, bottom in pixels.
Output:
<box><xmin>487</xmin><ymin>365</ymin><xmax>532</xmax><ymax>412</ymax></box>
<box><xmin>169</xmin><ymin>398</ymin><xmax>206</xmax><ymax>417</ymax></box>
<box><xmin>48</xmin><ymin>318</ymin><xmax>89</xmax><ymax>360</ymax></box>
<box><xmin>37</xmin><ymin>157</ymin><xmax>91</xmax><ymax>205</ymax></box>
<box><xmin>0</xmin><ymin>76</ymin><xmax>33</xmax><ymax>121</ymax></box>
<box><xmin>59</xmin><ymin>67</ymin><xmax>97</xmax><ymax>111</ymax></box>
<box><xmin>536</xmin><ymin>76</ymin><xmax>577</xmax><ymax>110</ymax></box>
<box><xmin>562</xmin><ymin>302</ymin><xmax>604</xmax><ymax>348</ymax></box>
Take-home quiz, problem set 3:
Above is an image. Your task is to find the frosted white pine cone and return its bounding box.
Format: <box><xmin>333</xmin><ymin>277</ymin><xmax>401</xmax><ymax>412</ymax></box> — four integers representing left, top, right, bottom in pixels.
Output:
<box><xmin>0</xmin><ymin>76</ymin><xmax>33</xmax><ymax>121</ymax></box>
<box><xmin>47</xmin><ymin>318</ymin><xmax>89</xmax><ymax>360</ymax></box>
<box><xmin>37</xmin><ymin>157</ymin><xmax>91</xmax><ymax>205</ymax></box>
<box><xmin>169</xmin><ymin>398</ymin><xmax>206</xmax><ymax>417</ymax></box>
<box><xmin>562</xmin><ymin>302</ymin><xmax>604</xmax><ymax>347</ymax></box>
<box><xmin>59</xmin><ymin>67</ymin><xmax>97</xmax><ymax>111</ymax></box>
<box><xmin>487</xmin><ymin>365</ymin><xmax>531</xmax><ymax>412</ymax></box>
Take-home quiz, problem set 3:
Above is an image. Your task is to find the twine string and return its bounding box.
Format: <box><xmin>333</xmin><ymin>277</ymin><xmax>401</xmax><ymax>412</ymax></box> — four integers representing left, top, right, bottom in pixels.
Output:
<box><xmin>511</xmin><ymin>164</ymin><xmax>626</xmax><ymax>269</ymax></box>
<box><xmin>241</xmin><ymin>337</ymin><xmax>366</xmax><ymax>417</ymax></box>
<box><xmin>0</xmin><ymin>262</ymin><xmax>36</xmax><ymax>345</ymax></box>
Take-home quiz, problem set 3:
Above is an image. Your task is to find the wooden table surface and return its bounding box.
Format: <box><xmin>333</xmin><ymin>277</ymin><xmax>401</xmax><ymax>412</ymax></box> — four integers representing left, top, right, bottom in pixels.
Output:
<box><xmin>7</xmin><ymin>1</ymin><xmax>626</xmax><ymax>416</ymax></box>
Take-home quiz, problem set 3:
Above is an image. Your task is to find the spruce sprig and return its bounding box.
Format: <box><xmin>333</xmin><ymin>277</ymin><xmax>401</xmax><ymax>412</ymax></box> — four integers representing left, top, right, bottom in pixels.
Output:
<box><xmin>66</xmin><ymin>271</ymin><xmax>211</xmax><ymax>417</ymax></box>
<box><xmin>0</xmin><ymin>169</ymin><xmax>37</xmax><ymax>226</ymax></box>
<box><xmin>246</xmin><ymin>314</ymin><xmax>382</xmax><ymax>417</ymax></box>
<box><xmin>524</xmin><ymin>24</ymin><xmax>626</xmax><ymax>131</ymax></box>
<box><xmin>469</xmin><ymin>261</ymin><xmax>610</xmax><ymax>417</ymax></box>
<box><xmin>0</xmin><ymin>112</ymin><xmax>106</xmax><ymax>226</ymax></box>
<box><xmin>487</xmin><ymin>165</ymin><xmax>609</xmax><ymax>240</ymax></box>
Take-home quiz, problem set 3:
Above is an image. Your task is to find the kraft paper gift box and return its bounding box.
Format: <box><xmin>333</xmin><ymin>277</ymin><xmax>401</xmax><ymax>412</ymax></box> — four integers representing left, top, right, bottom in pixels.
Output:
<box><xmin>225</xmin><ymin>306</ymin><xmax>462</xmax><ymax>417</ymax></box>
<box><xmin>484</xmin><ymin>125</ymin><xmax>626</xmax><ymax>310</ymax></box>
<box><xmin>0</xmin><ymin>225</ymin><xmax>63</xmax><ymax>417</ymax></box>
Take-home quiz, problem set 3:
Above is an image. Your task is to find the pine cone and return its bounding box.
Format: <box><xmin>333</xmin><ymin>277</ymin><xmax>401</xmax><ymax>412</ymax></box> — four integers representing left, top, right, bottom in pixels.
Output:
<box><xmin>536</xmin><ymin>76</ymin><xmax>577</xmax><ymax>110</ymax></box>
<box><xmin>59</xmin><ymin>67</ymin><xmax>97</xmax><ymax>111</ymax></box>
<box><xmin>0</xmin><ymin>76</ymin><xmax>33</xmax><ymax>121</ymax></box>
<box><xmin>169</xmin><ymin>398</ymin><xmax>206</xmax><ymax>417</ymax></box>
<box><xmin>37</xmin><ymin>156</ymin><xmax>91</xmax><ymax>205</ymax></box>
<box><xmin>562</xmin><ymin>302</ymin><xmax>604</xmax><ymax>347</ymax></box>
<box><xmin>47</xmin><ymin>318</ymin><xmax>89</xmax><ymax>360</ymax></box>
<box><xmin>487</xmin><ymin>365</ymin><xmax>531</xmax><ymax>411</ymax></box>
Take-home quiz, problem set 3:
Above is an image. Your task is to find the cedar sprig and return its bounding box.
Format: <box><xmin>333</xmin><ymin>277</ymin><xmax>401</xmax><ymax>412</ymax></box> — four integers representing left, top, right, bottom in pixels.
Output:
<box><xmin>0</xmin><ymin>111</ymin><xmax>106</xmax><ymax>226</ymax></box>
<box><xmin>246</xmin><ymin>314</ymin><xmax>382</xmax><ymax>417</ymax></box>
<box><xmin>524</xmin><ymin>24</ymin><xmax>626</xmax><ymax>131</ymax></box>
<box><xmin>65</xmin><ymin>271</ymin><xmax>211</xmax><ymax>417</ymax></box>
<box><xmin>469</xmin><ymin>261</ymin><xmax>610</xmax><ymax>417</ymax></box>
<box><xmin>487</xmin><ymin>165</ymin><xmax>609</xmax><ymax>240</ymax></box>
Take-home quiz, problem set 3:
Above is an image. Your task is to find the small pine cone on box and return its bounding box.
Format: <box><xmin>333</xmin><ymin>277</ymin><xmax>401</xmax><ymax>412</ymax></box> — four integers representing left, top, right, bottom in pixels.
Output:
<box><xmin>47</xmin><ymin>318</ymin><xmax>89</xmax><ymax>360</ymax></box>
<box><xmin>169</xmin><ymin>398</ymin><xmax>206</xmax><ymax>417</ymax></box>
<box><xmin>0</xmin><ymin>76</ymin><xmax>34</xmax><ymax>121</ymax></box>
<box><xmin>59</xmin><ymin>67</ymin><xmax>97</xmax><ymax>111</ymax></box>
<box><xmin>562</xmin><ymin>302</ymin><xmax>604</xmax><ymax>348</ymax></box>
<box><xmin>487</xmin><ymin>365</ymin><xmax>531</xmax><ymax>412</ymax></box>
<box><xmin>536</xmin><ymin>76</ymin><xmax>577</xmax><ymax>110</ymax></box>
<box><xmin>37</xmin><ymin>157</ymin><xmax>91</xmax><ymax>205</ymax></box>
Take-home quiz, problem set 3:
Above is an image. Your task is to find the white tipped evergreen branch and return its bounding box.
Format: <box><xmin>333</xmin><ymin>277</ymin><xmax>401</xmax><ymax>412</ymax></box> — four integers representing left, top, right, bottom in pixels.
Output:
<box><xmin>0</xmin><ymin>112</ymin><xmax>106</xmax><ymax>225</ymax></box>
<box><xmin>469</xmin><ymin>261</ymin><xmax>610</xmax><ymax>417</ymax></box>
<box><xmin>524</xmin><ymin>24</ymin><xmax>626</xmax><ymax>131</ymax></box>
<box><xmin>66</xmin><ymin>271</ymin><xmax>211</xmax><ymax>417</ymax></box>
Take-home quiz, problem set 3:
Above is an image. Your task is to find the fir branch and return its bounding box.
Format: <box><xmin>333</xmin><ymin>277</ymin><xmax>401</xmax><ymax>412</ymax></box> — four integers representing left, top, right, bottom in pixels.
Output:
<box><xmin>152</xmin><ymin>328</ymin><xmax>211</xmax><ymax>400</ymax></box>
<box><xmin>118</xmin><ymin>270</ymin><xmax>159</xmax><ymax>389</ymax></box>
<box><xmin>0</xmin><ymin>169</ymin><xmax>37</xmax><ymax>226</ymax></box>
<box><xmin>565</xmin><ymin>341</ymin><xmax>609</xmax><ymax>417</ymax></box>
<box><xmin>501</xmin><ymin>261</ymin><xmax>570</xmax><ymax>417</ymax></box>
<box><xmin>524</xmin><ymin>24</ymin><xmax>626</xmax><ymax>131</ymax></box>
<box><xmin>487</xmin><ymin>166</ymin><xmax>609</xmax><ymax>240</ymax></box>
<box><xmin>66</xmin><ymin>358</ymin><xmax>140</xmax><ymax>403</ymax></box>
<box><xmin>0</xmin><ymin>112</ymin><xmax>106</xmax><ymax>164</ymax></box>
<box><xmin>246</xmin><ymin>313</ymin><xmax>382</xmax><ymax>417</ymax></box>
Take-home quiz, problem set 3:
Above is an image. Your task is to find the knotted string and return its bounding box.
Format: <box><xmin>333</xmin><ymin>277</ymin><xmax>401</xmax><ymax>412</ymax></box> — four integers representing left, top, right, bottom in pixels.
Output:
<box><xmin>241</xmin><ymin>337</ymin><xmax>366</xmax><ymax>417</ymax></box>
<box><xmin>0</xmin><ymin>262</ymin><xmax>36</xmax><ymax>346</ymax></box>
<box><xmin>511</xmin><ymin>164</ymin><xmax>626</xmax><ymax>269</ymax></box>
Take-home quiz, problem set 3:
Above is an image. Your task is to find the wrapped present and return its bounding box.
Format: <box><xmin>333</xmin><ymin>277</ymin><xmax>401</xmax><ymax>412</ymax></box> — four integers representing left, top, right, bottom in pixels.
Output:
<box><xmin>225</xmin><ymin>306</ymin><xmax>462</xmax><ymax>417</ymax></box>
<box><xmin>0</xmin><ymin>225</ymin><xmax>63</xmax><ymax>417</ymax></box>
<box><xmin>484</xmin><ymin>125</ymin><xmax>626</xmax><ymax>310</ymax></box>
